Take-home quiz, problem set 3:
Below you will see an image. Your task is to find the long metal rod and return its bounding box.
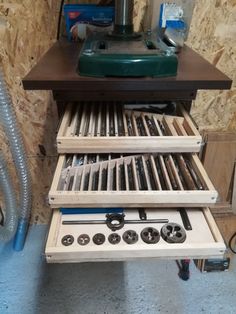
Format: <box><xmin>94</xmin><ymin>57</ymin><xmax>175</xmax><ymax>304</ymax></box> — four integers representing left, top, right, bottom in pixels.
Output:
<box><xmin>62</xmin><ymin>219</ymin><xmax>169</xmax><ymax>226</ymax></box>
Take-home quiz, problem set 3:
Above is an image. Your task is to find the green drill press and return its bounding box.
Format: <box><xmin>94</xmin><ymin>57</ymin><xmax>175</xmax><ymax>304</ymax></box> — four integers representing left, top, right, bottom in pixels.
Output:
<box><xmin>78</xmin><ymin>0</ymin><xmax>178</xmax><ymax>78</ymax></box>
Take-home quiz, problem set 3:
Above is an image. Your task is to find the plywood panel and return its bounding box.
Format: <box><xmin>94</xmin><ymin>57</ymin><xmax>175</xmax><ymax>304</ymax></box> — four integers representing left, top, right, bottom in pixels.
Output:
<box><xmin>187</xmin><ymin>0</ymin><xmax>236</xmax><ymax>131</ymax></box>
<box><xmin>0</xmin><ymin>1</ymin><xmax>59</xmax><ymax>223</ymax></box>
<box><xmin>202</xmin><ymin>131</ymin><xmax>236</xmax><ymax>203</ymax></box>
<box><xmin>215</xmin><ymin>215</ymin><xmax>236</xmax><ymax>246</ymax></box>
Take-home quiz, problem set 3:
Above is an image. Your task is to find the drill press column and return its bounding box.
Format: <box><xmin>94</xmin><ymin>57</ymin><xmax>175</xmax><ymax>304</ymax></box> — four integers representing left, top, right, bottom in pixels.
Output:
<box><xmin>114</xmin><ymin>0</ymin><xmax>134</xmax><ymax>35</ymax></box>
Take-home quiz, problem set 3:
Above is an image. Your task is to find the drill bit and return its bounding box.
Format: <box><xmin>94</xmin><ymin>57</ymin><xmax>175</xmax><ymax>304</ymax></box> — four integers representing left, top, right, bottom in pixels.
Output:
<box><xmin>83</xmin><ymin>172</ymin><xmax>90</xmax><ymax>191</ymax></box>
<box><xmin>146</xmin><ymin>159</ymin><xmax>156</xmax><ymax>190</ymax></box>
<box><xmin>185</xmin><ymin>159</ymin><xmax>204</xmax><ymax>190</ymax></box>
<box><xmin>127</xmin><ymin>163</ymin><xmax>135</xmax><ymax>190</ymax></box>
<box><xmin>126</xmin><ymin>114</ymin><xmax>134</xmax><ymax>136</ymax></box>
<box><xmin>136</xmin><ymin>117</ymin><xmax>146</xmax><ymax>136</ymax></box>
<box><xmin>145</xmin><ymin>116</ymin><xmax>158</xmax><ymax>136</ymax></box>
<box><xmin>155</xmin><ymin>156</ymin><xmax>167</xmax><ymax>190</ymax></box>
<box><xmin>136</xmin><ymin>157</ymin><xmax>148</xmax><ymax>190</ymax></box>
<box><xmin>101</xmin><ymin>168</ymin><xmax>108</xmax><ymax>191</ymax></box>
<box><xmin>92</xmin><ymin>171</ymin><xmax>99</xmax><ymax>191</ymax></box>
<box><xmin>119</xmin><ymin>164</ymin><xmax>126</xmax><ymax>191</ymax></box>
<box><xmin>176</xmin><ymin>155</ymin><xmax>197</xmax><ymax>190</ymax></box>
<box><xmin>164</xmin><ymin>156</ymin><xmax>179</xmax><ymax>190</ymax></box>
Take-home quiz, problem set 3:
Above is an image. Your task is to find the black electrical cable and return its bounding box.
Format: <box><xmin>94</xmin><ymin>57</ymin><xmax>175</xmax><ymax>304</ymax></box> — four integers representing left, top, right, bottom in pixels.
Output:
<box><xmin>57</xmin><ymin>0</ymin><xmax>65</xmax><ymax>40</ymax></box>
<box><xmin>229</xmin><ymin>232</ymin><xmax>236</xmax><ymax>254</ymax></box>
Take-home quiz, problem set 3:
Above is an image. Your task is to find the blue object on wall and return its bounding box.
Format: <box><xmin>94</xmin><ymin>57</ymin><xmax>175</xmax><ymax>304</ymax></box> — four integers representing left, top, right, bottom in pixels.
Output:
<box><xmin>64</xmin><ymin>4</ymin><xmax>115</xmax><ymax>40</ymax></box>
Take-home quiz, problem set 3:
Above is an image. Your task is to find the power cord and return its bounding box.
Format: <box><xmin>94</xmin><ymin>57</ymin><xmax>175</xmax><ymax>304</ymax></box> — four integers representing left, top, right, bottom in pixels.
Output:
<box><xmin>229</xmin><ymin>232</ymin><xmax>236</xmax><ymax>254</ymax></box>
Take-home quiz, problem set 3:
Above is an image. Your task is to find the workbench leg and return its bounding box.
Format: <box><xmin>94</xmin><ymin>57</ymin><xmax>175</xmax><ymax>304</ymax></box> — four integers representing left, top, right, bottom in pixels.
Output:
<box><xmin>176</xmin><ymin>259</ymin><xmax>191</xmax><ymax>281</ymax></box>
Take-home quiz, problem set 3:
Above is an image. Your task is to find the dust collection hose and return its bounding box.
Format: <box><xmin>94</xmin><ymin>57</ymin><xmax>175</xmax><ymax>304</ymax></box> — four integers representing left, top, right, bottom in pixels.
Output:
<box><xmin>0</xmin><ymin>68</ymin><xmax>32</xmax><ymax>251</ymax></box>
<box><xmin>0</xmin><ymin>152</ymin><xmax>18</xmax><ymax>242</ymax></box>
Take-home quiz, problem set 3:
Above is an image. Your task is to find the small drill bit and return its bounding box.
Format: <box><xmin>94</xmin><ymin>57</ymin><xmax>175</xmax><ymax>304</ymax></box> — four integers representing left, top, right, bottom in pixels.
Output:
<box><xmin>119</xmin><ymin>164</ymin><xmax>126</xmax><ymax>191</ymax></box>
<box><xmin>126</xmin><ymin>114</ymin><xmax>134</xmax><ymax>136</ymax></box>
<box><xmin>127</xmin><ymin>163</ymin><xmax>135</xmax><ymax>190</ymax></box>
<box><xmin>176</xmin><ymin>155</ymin><xmax>197</xmax><ymax>190</ymax></box>
<box><xmin>164</xmin><ymin>156</ymin><xmax>179</xmax><ymax>190</ymax></box>
<box><xmin>155</xmin><ymin>156</ymin><xmax>167</xmax><ymax>190</ymax></box>
<box><xmin>136</xmin><ymin>117</ymin><xmax>146</xmax><ymax>136</ymax></box>
<box><xmin>145</xmin><ymin>116</ymin><xmax>158</xmax><ymax>136</ymax></box>
<box><xmin>92</xmin><ymin>171</ymin><xmax>99</xmax><ymax>191</ymax></box>
<box><xmin>83</xmin><ymin>172</ymin><xmax>90</xmax><ymax>191</ymax></box>
<box><xmin>146</xmin><ymin>159</ymin><xmax>157</xmax><ymax>190</ymax></box>
<box><xmin>185</xmin><ymin>159</ymin><xmax>204</xmax><ymax>190</ymax></box>
<box><xmin>101</xmin><ymin>168</ymin><xmax>108</xmax><ymax>191</ymax></box>
<box><xmin>112</xmin><ymin>166</ymin><xmax>116</xmax><ymax>190</ymax></box>
<box><xmin>68</xmin><ymin>175</ymin><xmax>74</xmax><ymax>191</ymax></box>
<box><xmin>136</xmin><ymin>157</ymin><xmax>148</xmax><ymax>190</ymax></box>
<box><xmin>117</xmin><ymin>106</ymin><xmax>125</xmax><ymax>136</ymax></box>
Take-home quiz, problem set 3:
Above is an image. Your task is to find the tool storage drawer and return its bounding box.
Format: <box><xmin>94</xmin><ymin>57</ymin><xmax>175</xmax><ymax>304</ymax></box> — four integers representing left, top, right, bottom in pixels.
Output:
<box><xmin>57</xmin><ymin>103</ymin><xmax>202</xmax><ymax>154</ymax></box>
<box><xmin>45</xmin><ymin>208</ymin><xmax>226</xmax><ymax>263</ymax></box>
<box><xmin>49</xmin><ymin>153</ymin><xmax>218</xmax><ymax>208</ymax></box>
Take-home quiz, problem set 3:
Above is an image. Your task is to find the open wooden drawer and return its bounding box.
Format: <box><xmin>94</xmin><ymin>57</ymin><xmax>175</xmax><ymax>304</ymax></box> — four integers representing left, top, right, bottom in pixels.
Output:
<box><xmin>57</xmin><ymin>103</ymin><xmax>202</xmax><ymax>154</ymax></box>
<box><xmin>45</xmin><ymin>208</ymin><xmax>226</xmax><ymax>263</ymax></box>
<box><xmin>49</xmin><ymin>153</ymin><xmax>218</xmax><ymax>208</ymax></box>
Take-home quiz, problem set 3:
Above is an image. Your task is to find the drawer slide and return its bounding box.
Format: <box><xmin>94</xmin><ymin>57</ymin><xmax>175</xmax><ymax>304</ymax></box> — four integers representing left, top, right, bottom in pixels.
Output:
<box><xmin>57</xmin><ymin>103</ymin><xmax>202</xmax><ymax>154</ymax></box>
<box><xmin>45</xmin><ymin>208</ymin><xmax>226</xmax><ymax>263</ymax></box>
<box><xmin>49</xmin><ymin>153</ymin><xmax>218</xmax><ymax>208</ymax></box>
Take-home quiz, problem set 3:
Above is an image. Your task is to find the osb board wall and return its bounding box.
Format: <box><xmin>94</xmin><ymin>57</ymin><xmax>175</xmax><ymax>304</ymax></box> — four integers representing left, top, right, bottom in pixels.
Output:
<box><xmin>186</xmin><ymin>0</ymin><xmax>236</xmax><ymax>131</ymax></box>
<box><xmin>0</xmin><ymin>0</ymin><xmax>59</xmax><ymax>224</ymax></box>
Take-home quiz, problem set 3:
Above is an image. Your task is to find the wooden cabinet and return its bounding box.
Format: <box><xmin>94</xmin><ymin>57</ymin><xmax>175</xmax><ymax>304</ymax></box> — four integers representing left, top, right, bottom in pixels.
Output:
<box><xmin>23</xmin><ymin>40</ymin><xmax>232</xmax><ymax>263</ymax></box>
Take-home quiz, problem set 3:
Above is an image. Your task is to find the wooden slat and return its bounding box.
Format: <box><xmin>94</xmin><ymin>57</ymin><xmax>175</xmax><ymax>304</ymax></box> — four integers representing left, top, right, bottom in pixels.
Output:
<box><xmin>122</xmin><ymin>108</ymin><xmax>129</xmax><ymax>136</ymax></box>
<box><xmin>159</xmin><ymin>155</ymin><xmax>172</xmax><ymax>190</ymax></box>
<box><xmin>168</xmin><ymin>155</ymin><xmax>184</xmax><ymax>190</ymax></box>
<box><xmin>162</xmin><ymin>116</ymin><xmax>178</xmax><ymax>136</ymax></box>
<box><xmin>173</xmin><ymin>118</ymin><xmax>188</xmax><ymax>136</ymax></box>
<box><xmin>131</xmin><ymin>112</ymin><xmax>139</xmax><ymax>136</ymax></box>
<box><xmin>178</xmin><ymin>105</ymin><xmax>199</xmax><ymax>136</ymax></box>
<box><xmin>131</xmin><ymin>157</ymin><xmax>139</xmax><ymax>191</ymax></box>
<box><xmin>58</xmin><ymin>103</ymin><xmax>73</xmax><ymax>137</ymax></box>
<box><xmin>150</xmin><ymin>155</ymin><xmax>162</xmax><ymax>190</ymax></box>
<box><xmin>190</xmin><ymin>154</ymin><xmax>216</xmax><ymax>191</ymax></box>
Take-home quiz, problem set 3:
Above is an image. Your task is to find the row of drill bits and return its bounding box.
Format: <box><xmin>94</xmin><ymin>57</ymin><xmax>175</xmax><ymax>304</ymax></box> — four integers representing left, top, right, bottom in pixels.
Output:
<box><xmin>62</xmin><ymin>154</ymin><xmax>205</xmax><ymax>192</ymax></box>
<box><xmin>70</xmin><ymin>103</ymin><xmax>181</xmax><ymax>137</ymax></box>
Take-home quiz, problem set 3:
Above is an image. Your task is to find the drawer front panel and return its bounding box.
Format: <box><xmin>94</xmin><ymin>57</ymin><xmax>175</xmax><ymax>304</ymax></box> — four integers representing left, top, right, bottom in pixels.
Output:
<box><xmin>49</xmin><ymin>153</ymin><xmax>217</xmax><ymax>208</ymax></box>
<box><xmin>57</xmin><ymin>103</ymin><xmax>202</xmax><ymax>154</ymax></box>
<box><xmin>45</xmin><ymin>208</ymin><xmax>226</xmax><ymax>263</ymax></box>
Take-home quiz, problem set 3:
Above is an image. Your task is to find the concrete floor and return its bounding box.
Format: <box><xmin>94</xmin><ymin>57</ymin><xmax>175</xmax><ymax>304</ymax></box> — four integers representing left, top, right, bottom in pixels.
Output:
<box><xmin>0</xmin><ymin>226</ymin><xmax>236</xmax><ymax>314</ymax></box>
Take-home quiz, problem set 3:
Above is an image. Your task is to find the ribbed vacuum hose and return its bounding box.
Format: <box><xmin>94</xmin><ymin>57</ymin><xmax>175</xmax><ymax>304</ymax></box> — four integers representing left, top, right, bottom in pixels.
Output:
<box><xmin>0</xmin><ymin>152</ymin><xmax>18</xmax><ymax>242</ymax></box>
<box><xmin>0</xmin><ymin>69</ymin><xmax>32</xmax><ymax>251</ymax></box>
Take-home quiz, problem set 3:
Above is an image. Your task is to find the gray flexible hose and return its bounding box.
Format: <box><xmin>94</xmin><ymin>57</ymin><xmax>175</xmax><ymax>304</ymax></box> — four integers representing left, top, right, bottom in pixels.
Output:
<box><xmin>0</xmin><ymin>69</ymin><xmax>32</xmax><ymax>250</ymax></box>
<box><xmin>0</xmin><ymin>152</ymin><xmax>18</xmax><ymax>242</ymax></box>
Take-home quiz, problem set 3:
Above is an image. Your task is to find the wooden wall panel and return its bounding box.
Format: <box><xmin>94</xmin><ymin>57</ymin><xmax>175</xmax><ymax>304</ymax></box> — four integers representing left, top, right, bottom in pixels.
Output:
<box><xmin>186</xmin><ymin>0</ymin><xmax>236</xmax><ymax>131</ymax></box>
<box><xmin>202</xmin><ymin>132</ymin><xmax>236</xmax><ymax>204</ymax></box>
<box><xmin>0</xmin><ymin>0</ymin><xmax>59</xmax><ymax>223</ymax></box>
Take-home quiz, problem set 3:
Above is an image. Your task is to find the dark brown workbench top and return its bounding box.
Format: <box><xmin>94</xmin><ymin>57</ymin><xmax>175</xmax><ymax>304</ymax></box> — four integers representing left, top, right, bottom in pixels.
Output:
<box><xmin>23</xmin><ymin>40</ymin><xmax>232</xmax><ymax>92</ymax></box>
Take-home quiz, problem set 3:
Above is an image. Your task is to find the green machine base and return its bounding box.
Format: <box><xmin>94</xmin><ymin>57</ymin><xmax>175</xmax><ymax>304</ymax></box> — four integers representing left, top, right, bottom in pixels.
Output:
<box><xmin>78</xmin><ymin>32</ymin><xmax>178</xmax><ymax>78</ymax></box>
